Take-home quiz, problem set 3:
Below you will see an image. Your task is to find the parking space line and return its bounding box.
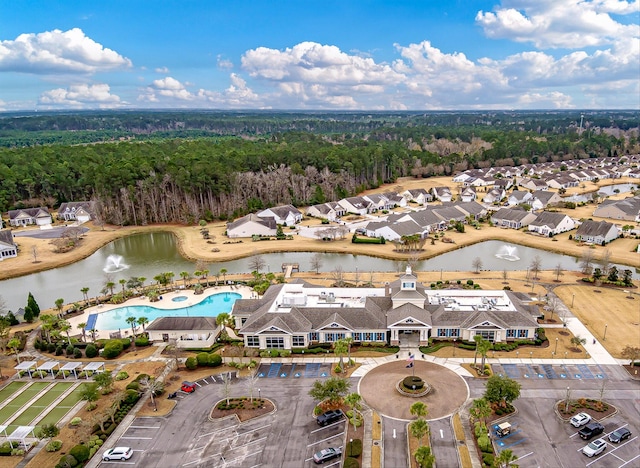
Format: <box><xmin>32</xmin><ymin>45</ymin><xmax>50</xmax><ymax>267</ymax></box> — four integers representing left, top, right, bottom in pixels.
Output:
<box><xmin>120</xmin><ymin>437</ymin><xmax>153</xmax><ymax>440</ymax></box>
<box><xmin>307</xmin><ymin>434</ymin><xmax>344</xmax><ymax>447</ymax></box>
<box><xmin>610</xmin><ymin>452</ymin><xmax>625</xmax><ymax>461</ymax></box>
<box><xmin>515</xmin><ymin>451</ymin><xmax>533</xmax><ymax>462</ymax></box>
<box><xmin>128</xmin><ymin>425</ymin><xmax>160</xmax><ymax>429</ymax></box>
<box><xmin>311</xmin><ymin>421</ymin><xmax>344</xmax><ymax>433</ymax></box>
<box><xmin>101</xmin><ymin>462</ymin><xmax>135</xmax><ymax>465</ymax></box>
<box><xmin>620</xmin><ymin>454</ymin><xmax>640</xmax><ymax>467</ymax></box>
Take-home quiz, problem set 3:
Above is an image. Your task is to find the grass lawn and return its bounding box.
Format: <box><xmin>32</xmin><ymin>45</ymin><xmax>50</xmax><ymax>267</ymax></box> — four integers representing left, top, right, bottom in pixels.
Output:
<box><xmin>0</xmin><ymin>382</ymin><xmax>27</xmax><ymax>402</ymax></box>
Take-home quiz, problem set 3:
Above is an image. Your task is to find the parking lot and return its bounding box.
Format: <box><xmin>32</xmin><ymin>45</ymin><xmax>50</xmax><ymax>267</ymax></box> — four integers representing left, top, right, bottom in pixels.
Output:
<box><xmin>98</xmin><ymin>373</ymin><xmax>353</xmax><ymax>468</ymax></box>
<box><xmin>492</xmin><ymin>363</ymin><xmax>608</xmax><ymax>380</ymax></box>
<box><xmin>256</xmin><ymin>362</ymin><xmax>333</xmax><ymax>379</ymax></box>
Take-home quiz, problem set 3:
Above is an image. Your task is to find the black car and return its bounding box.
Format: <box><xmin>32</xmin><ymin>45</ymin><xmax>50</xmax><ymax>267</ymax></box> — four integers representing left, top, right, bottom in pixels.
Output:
<box><xmin>316</xmin><ymin>409</ymin><xmax>344</xmax><ymax>426</ymax></box>
<box><xmin>608</xmin><ymin>427</ymin><xmax>631</xmax><ymax>443</ymax></box>
<box><xmin>579</xmin><ymin>422</ymin><xmax>604</xmax><ymax>440</ymax></box>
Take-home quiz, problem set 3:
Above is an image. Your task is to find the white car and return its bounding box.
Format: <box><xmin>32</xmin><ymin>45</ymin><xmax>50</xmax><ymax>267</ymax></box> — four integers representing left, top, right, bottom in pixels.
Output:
<box><xmin>582</xmin><ymin>438</ymin><xmax>606</xmax><ymax>457</ymax></box>
<box><xmin>103</xmin><ymin>447</ymin><xmax>133</xmax><ymax>461</ymax></box>
<box><xmin>570</xmin><ymin>412</ymin><xmax>591</xmax><ymax>427</ymax></box>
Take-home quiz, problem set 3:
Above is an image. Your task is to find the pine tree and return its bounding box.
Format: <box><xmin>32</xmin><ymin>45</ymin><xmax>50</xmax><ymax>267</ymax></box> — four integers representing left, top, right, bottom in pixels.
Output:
<box><xmin>23</xmin><ymin>305</ymin><xmax>34</xmax><ymax>323</ymax></box>
<box><xmin>27</xmin><ymin>293</ymin><xmax>41</xmax><ymax>318</ymax></box>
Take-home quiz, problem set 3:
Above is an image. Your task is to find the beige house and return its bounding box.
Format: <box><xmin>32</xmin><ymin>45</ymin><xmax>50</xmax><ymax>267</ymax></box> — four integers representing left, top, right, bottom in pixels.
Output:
<box><xmin>226</xmin><ymin>213</ymin><xmax>277</xmax><ymax>238</ymax></box>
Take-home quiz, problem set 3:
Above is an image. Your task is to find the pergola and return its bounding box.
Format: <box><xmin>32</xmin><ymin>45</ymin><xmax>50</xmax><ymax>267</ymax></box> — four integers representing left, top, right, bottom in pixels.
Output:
<box><xmin>7</xmin><ymin>426</ymin><xmax>36</xmax><ymax>447</ymax></box>
<box><xmin>59</xmin><ymin>362</ymin><xmax>82</xmax><ymax>379</ymax></box>
<box><xmin>36</xmin><ymin>361</ymin><xmax>59</xmax><ymax>377</ymax></box>
<box><xmin>0</xmin><ymin>426</ymin><xmax>9</xmax><ymax>438</ymax></box>
<box><xmin>14</xmin><ymin>361</ymin><xmax>37</xmax><ymax>378</ymax></box>
<box><xmin>82</xmin><ymin>362</ymin><xmax>105</xmax><ymax>378</ymax></box>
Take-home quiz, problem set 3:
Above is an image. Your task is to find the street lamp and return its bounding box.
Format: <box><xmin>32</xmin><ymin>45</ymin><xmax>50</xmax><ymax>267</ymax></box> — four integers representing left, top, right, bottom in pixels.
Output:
<box><xmin>603</xmin><ymin>324</ymin><xmax>608</xmax><ymax>341</ymax></box>
<box><xmin>350</xmin><ymin>438</ymin><xmax>353</xmax><ymax>457</ymax></box>
<box><xmin>258</xmin><ymin>388</ymin><xmax>261</xmax><ymax>399</ymax></box>
<box><xmin>554</xmin><ymin>337</ymin><xmax>558</xmax><ymax>355</ymax></box>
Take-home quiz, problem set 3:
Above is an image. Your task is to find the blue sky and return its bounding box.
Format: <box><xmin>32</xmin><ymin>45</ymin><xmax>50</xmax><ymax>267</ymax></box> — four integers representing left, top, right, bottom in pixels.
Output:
<box><xmin>0</xmin><ymin>0</ymin><xmax>638</xmax><ymax>111</ymax></box>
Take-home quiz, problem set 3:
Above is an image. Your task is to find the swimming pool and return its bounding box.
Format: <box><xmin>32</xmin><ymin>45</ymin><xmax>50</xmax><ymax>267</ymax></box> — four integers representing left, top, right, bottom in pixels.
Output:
<box><xmin>88</xmin><ymin>292</ymin><xmax>241</xmax><ymax>331</ymax></box>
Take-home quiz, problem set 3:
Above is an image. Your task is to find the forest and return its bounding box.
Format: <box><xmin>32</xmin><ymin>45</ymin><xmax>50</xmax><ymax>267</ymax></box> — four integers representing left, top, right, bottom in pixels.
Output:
<box><xmin>0</xmin><ymin>110</ymin><xmax>638</xmax><ymax>225</ymax></box>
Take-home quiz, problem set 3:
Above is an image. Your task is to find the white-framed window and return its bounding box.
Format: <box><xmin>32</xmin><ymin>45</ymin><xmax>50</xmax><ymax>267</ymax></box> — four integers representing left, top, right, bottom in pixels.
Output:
<box><xmin>246</xmin><ymin>336</ymin><xmax>259</xmax><ymax>347</ymax></box>
<box><xmin>309</xmin><ymin>332</ymin><xmax>319</xmax><ymax>341</ymax></box>
<box><xmin>265</xmin><ymin>337</ymin><xmax>284</xmax><ymax>349</ymax></box>
<box><xmin>506</xmin><ymin>329</ymin><xmax>516</xmax><ymax>338</ymax></box>
<box><xmin>292</xmin><ymin>335</ymin><xmax>305</xmax><ymax>347</ymax></box>
<box><xmin>517</xmin><ymin>329</ymin><xmax>528</xmax><ymax>338</ymax></box>
<box><xmin>375</xmin><ymin>332</ymin><xmax>386</xmax><ymax>341</ymax></box>
<box><xmin>475</xmin><ymin>331</ymin><xmax>495</xmax><ymax>341</ymax></box>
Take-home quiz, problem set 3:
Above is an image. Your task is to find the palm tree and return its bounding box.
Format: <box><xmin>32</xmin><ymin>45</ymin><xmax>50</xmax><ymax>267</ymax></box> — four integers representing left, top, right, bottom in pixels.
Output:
<box><xmin>493</xmin><ymin>448</ymin><xmax>519</xmax><ymax>467</ymax></box>
<box><xmin>473</xmin><ymin>335</ymin><xmax>482</xmax><ymax>367</ymax></box>
<box><xmin>138</xmin><ymin>277</ymin><xmax>147</xmax><ymax>293</ymax></box>
<box><xmin>220</xmin><ymin>268</ymin><xmax>227</xmax><ymax>285</ymax></box>
<box><xmin>414</xmin><ymin>446</ymin><xmax>435</xmax><ymax>468</ymax></box>
<box><xmin>77</xmin><ymin>322</ymin><xmax>87</xmax><ymax>342</ymax></box>
<box><xmin>81</xmin><ymin>287</ymin><xmax>90</xmax><ymax>303</ymax></box>
<box><xmin>41</xmin><ymin>314</ymin><xmax>58</xmax><ymax>344</ymax></box>
<box><xmin>344</xmin><ymin>392</ymin><xmax>363</xmax><ymax>432</ymax></box>
<box><xmin>58</xmin><ymin>320</ymin><xmax>72</xmax><ymax>346</ymax></box>
<box><xmin>119</xmin><ymin>279</ymin><xmax>126</xmax><ymax>294</ymax></box>
<box><xmin>571</xmin><ymin>335</ymin><xmax>587</xmax><ymax>350</ymax></box>
<box><xmin>478</xmin><ymin>338</ymin><xmax>492</xmax><ymax>372</ymax></box>
<box><xmin>334</xmin><ymin>339</ymin><xmax>348</xmax><ymax>373</ymax></box>
<box><xmin>470</xmin><ymin>398</ymin><xmax>492</xmax><ymax>426</ymax></box>
<box><xmin>180</xmin><ymin>271</ymin><xmax>190</xmax><ymax>288</ymax></box>
<box><xmin>88</xmin><ymin>328</ymin><xmax>97</xmax><ymax>342</ymax></box>
<box><xmin>54</xmin><ymin>298</ymin><xmax>65</xmax><ymax>316</ymax></box>
<box><xmin>410</xmin><ymin>401</ymin><xmax>428</xmax><ymax>419</ymax></box>
<box><xmin>139</xmin><ymin>377</ymin><xmax>164</xmax><ymax>412</ymax></box>
<box><xmin>409</xmin><ymin>418</ymin><xmax>430</xmax><ymax>446</ymax></box>
<box><xmin>105</xmin><ymin>281</ymin><xmax>116</xmax><ymax>296</ymax></box>
<box><xmin>126</xmin><ymin>317</ymin><xmax>137</xmax><ymax>339</ymax></box>
<box><xmin>201</xmin><ymin>269</ymin><xmax>209</xmax><ymax>286</ymax></box>
<box><xmin>137</xmin><ymin>317</ymin><xmax>149</xmax><ymax>333</ymax></box>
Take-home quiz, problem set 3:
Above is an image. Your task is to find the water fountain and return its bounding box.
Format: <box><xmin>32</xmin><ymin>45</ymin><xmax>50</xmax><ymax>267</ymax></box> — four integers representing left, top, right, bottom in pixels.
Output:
<box><xmin>495</xmin><ymin>245</ymin><xmax>521</xmax><ymax>262</ymax></box>
<box><xmin>103</xmin><ymin>254</ymin><xmax>129</xmax><ymax>273</ymax></box>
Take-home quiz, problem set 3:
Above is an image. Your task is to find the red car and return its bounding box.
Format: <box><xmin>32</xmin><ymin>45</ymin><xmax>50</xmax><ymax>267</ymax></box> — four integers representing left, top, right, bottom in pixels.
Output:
<box><xmin>181</xmin><ymin>381</ymin><xmax>197</xmax><ymax>393</ymax></box>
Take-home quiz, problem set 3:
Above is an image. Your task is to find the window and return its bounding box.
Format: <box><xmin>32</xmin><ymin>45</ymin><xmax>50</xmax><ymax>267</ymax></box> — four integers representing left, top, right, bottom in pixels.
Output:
<box><xmin>292</xmin><ymin>335</ymin><xmax>305</xmax><ymax>347</ymax></box>
<box><xmin>506</xmin><ymin>330</ymin><xmax>516</xmax><ymax>338</ymax></box>
<box><xmin>246</xmin><ymin>336</ymin><xmax>260</xmax><ymax>347</ymax></box>
<box><xmin>475</xmin><ymin>331</ymin><xmax>495</xmax><ymax>341</ymax></box>
<box><xmin>352</xmin><ymin>333</ymin><xmax>363</xmax><ymax>341</ymax></box>
<box><xmin>437</xmin><ymin>328</ymin><xmax>459</xmax><ymax>337</ymax></box>
<box><xmin>518</xmin><ymin>329</ymin><xmax>528</xmax><ymax>338</ymax></box>
<box><xmin>375</xmin><ymin>332</ymin><xmax>386</xmax><ymax>341</ymax></box>
<box><xmin>325</xmin><ymin>333</ymin><xmax>336</xmax><ymax>342</ymax></box>
<box><xmin>309</xmin><ymin>332</ymin><xmax>319</xmax><ymax>342</ymax></box>
<box><xmin>265</xmin><ymin>337</ymin><xmax>284</xmax><ymax>349</ymax></box>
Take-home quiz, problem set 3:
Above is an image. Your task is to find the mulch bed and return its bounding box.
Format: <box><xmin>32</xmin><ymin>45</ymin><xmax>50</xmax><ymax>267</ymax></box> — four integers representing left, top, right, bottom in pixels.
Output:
<box><xmin>556</xmin><ymin>399</ymin><xmax>617</xmax><ymax>421</ymax></box>
<box><xmin>622</xmin><ymin>365</ymin><xmax>640</xmax><ymax>380</ymax></box>
<box><xmin>210</xmin><ymin>398</ymin><xmax>274</xmax><ymax>422</ymax></box>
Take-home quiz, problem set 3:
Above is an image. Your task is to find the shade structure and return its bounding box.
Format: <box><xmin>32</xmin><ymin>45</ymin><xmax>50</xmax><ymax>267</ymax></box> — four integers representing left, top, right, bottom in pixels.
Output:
<box><xmin>36</xmin><ymin>361</ymin><xmax>59</xmax><ymax>377</ymax></box>
<box><xmin>7</xmin><ymin>426</ymin><xmax>36</xmax><ymax>447</ymax></box>
<box><xmin>82</xmin><ymin>362</ymin><xmax>105</xmax><ymax>378</ymax></box>
<box><xmin>59</xmin><ymin>362</ymin><xmax>82</xmax><ymax>379</ymax></box>
<box><xmin>13</xmin><ymin>361</ymin><xmax>37</xmax><ymax>378</ymax></box>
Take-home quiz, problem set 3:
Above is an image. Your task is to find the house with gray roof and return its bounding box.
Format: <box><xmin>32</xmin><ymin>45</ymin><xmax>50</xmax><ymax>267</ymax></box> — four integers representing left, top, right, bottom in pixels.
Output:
<box><xmin>227</xmin><ymin>214</ymin><xmax>277</xmax><ymax>238</ymax></box>
<box><xmin>400</xmin><ymin>188</ymin><xmax>432</xmax><ymax>205</ymax></box>
<box><xmin>530</xmin><ymin>191</ymin><xmax>563</xmax><ymax>211</ymax></box>
<box><xmin>507</xmin><ymin>190</ymin><xmax>533</xmax><ymax>207</ymax></box>
<box><xmin>483</xmin><ymin>188</ymin><xmax>506</xmax><ymax>204</ymax></box>
<box><xmin>0</xmin><ymin>230</ymin><xmax>17</xmax><ymax>261</ymax></box>
<box><xmin>57</xmin><ymin>201</ymin><xmax>96</xmax><ymax>223</ymax></box>
<box><xmin>257</xmin><ymin>204</ymin><xmax>302</xmax><ymax>225</ymax></box>
<box><xmin>574</xmin><ymin>220</ymin><xmax>619</xmax><ymax>245</ymax></box>
<box><xmin>528</xmin><ymin>211</ymin><xmax>575</xmax><ymax>236</ymax></box>
<box><xmin>338</xmin><ymin>196</ymin><xmax>372</xmax><ymax>215</ymax></box>
<box><xmin>306</xmin><ymin>202</ymin><xmax>345</xmax><ymax>222</ymax></box>
<box><xmin>491</xmin><ymin>208</ymin><xmax>538</xmax><ymax>229</ymax></box>
<box><xmin>593</xmin><ymin>196</ymin><xmax>640</xmax><ymax>221</ymax></box>
<box><xmin>8</xmin><ymin>207</ymin><xmax>52</xmax><ymax>227</ymax></box>
<box><xmin>431</xmin><ymin>186</ymin><xmax>453</xmax><ymax>202</ymax></box>
<box><xmin>233</xmin><ymin>268</ymin><xmax>539</xmax><ymax>349</ymax></box>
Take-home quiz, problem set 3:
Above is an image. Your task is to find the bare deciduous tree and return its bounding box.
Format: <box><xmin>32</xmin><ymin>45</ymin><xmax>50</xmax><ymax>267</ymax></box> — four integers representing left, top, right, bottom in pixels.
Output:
<box><xmin>502</xmin><ymin>269</ymin><xmax>508</xmax><ymax>283</ymax></box>
<box><xmin>529</xmin><ymin>255</ymin><xmax>542</xmax><ymax>280</ymax></box>
<box><xmin>598</xmin><ymin>249</ymin><xmax>612</xmax><ymax>276</ymax></box>
<box><xmin>554</xmin><ymin>263</ymin><xmax>564</xmax><ymax>282</ymax></box>
<box><xmin>472</xmin><ymin>257</ymin><xmax>483</xmax><ymax>274</ymax></box>
<box><xmin>32</xmin><ymin>245</ymin><xmax>39</xmax><ymax>263</ymax></box>
<box><xmin>331</xmin><ymin>266</ymin><xmax>346</xmax><ymax>287</ymax></box>
<box><xmin>248</xmin><ymin>252</ymin><xmax>266</xmax><ymax>274</ymax></box>
<box><xmin>580</xmin><ymin>249</ymin><xmax>595</xmax><ymax>275</ymax></box>
<box><xmin>310</xmin><ymin>253</ymin><xmax>323</xmax><ymax>274</ymax></box>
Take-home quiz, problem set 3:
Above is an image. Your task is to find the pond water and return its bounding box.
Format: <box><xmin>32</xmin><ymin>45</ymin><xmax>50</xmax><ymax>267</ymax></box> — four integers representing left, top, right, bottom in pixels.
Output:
<box><xmin>563</xmin><ymin>183</ymin><xmax>639</xmax><ymax>203</ymax></box>
<box><xmin>90</xmin><ymin>292</ymin><xmax>240</xmax><ymax>331</ymax></box>
<box><xmin>1</xmin><ymin>232</ymin><xmax>637</xmax><ymax>312</ymax></box>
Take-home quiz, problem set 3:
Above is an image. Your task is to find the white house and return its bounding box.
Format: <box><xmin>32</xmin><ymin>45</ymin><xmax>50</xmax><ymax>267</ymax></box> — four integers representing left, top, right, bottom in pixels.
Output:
<box><xmin>306</xmin><ymin>202</ymin><xmax>345</xmax><ymax>222</ymax></box>
<box><xmin>400</xmin><ymin>189</ymin><xmax>432</xmax><ymax>206</ymax></box>
<box><xmin>483</xmin><ymin>189</ymin><xmax>506</xmax><ymax>204</ymax></box>
<box><xmin>491</xmin><ymin>208</ymin><xmax>538</xmax><ymax>229</ymax></box>
<box><xmin>431</xmin><ymin>187</ymin><xmax>453</xmax><ymax>202</ymax></box>
<box><xmin>0</xmin><ymin>230</ymin><xmax>17</xmax><ymax>261</ymax></box>
<box><xmin>146</xmin><ymin>316</ymin><xmax>221</xmax><ymax>348</ymax></box>
<box><xmin>530</xmin><ymin>191</ymin><xmax>563</xmax><ymax>211</ymax></box>
<box><xmin>507</xmin><ymin>191</ymin><xmax>533</xmax><ymax>207</ymax></box>
<box><xmin>528</xmin><ymin>212</ymin><xmax>575</xmax><ymax>236</ymax></box>
<box><xmin>338</xmin><ymin>196</ymin><xmax>372</xmax><ymax>215</ymax></box>
<box><xmin>8</xmin><ymin>208</ymin><xmax>52</xmax><ymax>227</ymax></box>
<box><xmin>257</xmin><ymin>204</ymin><xmax>302</xmax><ymax>225</ymax></box>
<box><xmin>574</xmin><ymin>220</ymin><xmax>619</xmax><ymax>245</ymax></box>
<box><xmin>57</xmin><ymin>202</ymin><xmax>95</xmax><ymax>223</ymax></box>
<box><xmin>227</xmin><ymin>214</ymin><xmax>277</xmax><ymax>238</ymax></box>
<box><xmin>460</xmin><ymin>187</ymin><xmax>477</xmax><ymax>202</ymax></box>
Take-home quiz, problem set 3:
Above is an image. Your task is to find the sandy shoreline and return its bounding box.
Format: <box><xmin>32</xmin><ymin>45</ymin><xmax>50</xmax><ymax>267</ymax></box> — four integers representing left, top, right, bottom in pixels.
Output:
<box><xmin>1</xmin><ymin>176</ymin><xmax>638</xmax><ymax>282</ymax></box>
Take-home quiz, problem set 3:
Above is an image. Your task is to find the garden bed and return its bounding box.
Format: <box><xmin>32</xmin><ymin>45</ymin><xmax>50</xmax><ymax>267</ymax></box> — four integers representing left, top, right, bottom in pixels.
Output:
<box><xmin>210</xmin><ymin>397</ymin><xmax>274</xmax><ymax>422</ymax></box>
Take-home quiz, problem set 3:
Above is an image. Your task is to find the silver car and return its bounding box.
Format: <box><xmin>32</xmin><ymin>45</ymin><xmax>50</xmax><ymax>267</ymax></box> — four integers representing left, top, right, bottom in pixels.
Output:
<box><xmin>103</xmin><ymin>447</ymin><xmax>133</xmax><ymax>461</ymax></box>
<box><xmin>582</xmin><ymin>438</ymin><xmax>606</xmax><ymax>457</ymax></box>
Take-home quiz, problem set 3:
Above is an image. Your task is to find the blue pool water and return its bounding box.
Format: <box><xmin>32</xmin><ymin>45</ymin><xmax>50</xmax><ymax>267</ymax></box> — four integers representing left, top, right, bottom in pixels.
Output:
<box><xmin>90</xmin><ymin>292</ymin><xmax>241</xmax><ymax>331</ymax></box>
<box><xmin>172</xmin><ymin>296</ymin><xmax>188</xmax><ymax>302</ymax></box>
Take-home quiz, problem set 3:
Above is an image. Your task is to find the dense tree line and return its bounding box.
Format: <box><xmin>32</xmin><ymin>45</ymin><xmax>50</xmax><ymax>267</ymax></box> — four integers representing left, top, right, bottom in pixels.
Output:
<box><xmin>0</xmin><ymin>111</ymin><xmax>637</xmax><ymax>225</ymax></box>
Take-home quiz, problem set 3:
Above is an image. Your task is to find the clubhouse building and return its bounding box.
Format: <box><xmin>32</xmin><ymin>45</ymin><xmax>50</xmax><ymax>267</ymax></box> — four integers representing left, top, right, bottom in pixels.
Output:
<box><xmin>233</xmin><ymin>267</ymin><xmax>540</xmax><ymax>350</ymax></box>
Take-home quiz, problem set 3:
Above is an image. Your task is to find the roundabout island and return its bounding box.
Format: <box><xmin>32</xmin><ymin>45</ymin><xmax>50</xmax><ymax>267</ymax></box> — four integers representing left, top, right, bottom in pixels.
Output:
<box><xmin>358</xmin><ymin>360</ymin><xmax>469</xmax><ymax>421</ymax></box>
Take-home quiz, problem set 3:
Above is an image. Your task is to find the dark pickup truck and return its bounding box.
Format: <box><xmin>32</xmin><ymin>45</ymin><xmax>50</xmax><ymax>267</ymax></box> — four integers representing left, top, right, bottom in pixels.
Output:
<box><xmin>316</xmin><ymin>409</ymin><xmax>344</xmax><ymax>426</ymax></box>
<box><xmin>579</xmin><ymin>422</ymin><xmax>604</xmax><ymax>440</ymax></box>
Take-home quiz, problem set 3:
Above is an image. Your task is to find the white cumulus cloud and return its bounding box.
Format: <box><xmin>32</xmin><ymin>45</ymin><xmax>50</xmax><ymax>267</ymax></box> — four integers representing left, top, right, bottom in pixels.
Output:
<box><xmin>155</xmin><ymin>66</ymin><xmax>169</xmax><ymax>73</ymax></box>
<box><xmin>476</xmin><ymin>0</ymin><xmax>639</xmax><ymax>49</ymax></box>
<box><xmin>0</xmin><ymin>28</ymin><xmax>132</xmax><ymax>73</ymax></box>
<box><xmin>39</xmin><ymin>83</ymin><xmax>122</xmax><ymax>108</ymax></box>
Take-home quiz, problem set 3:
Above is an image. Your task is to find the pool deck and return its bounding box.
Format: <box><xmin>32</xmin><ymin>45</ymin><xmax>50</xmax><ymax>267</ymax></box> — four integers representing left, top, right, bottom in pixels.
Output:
<box><xmin>66</xmin><ymin>285</ymin><xmax>254</xmax><ymax>340</ymax></box>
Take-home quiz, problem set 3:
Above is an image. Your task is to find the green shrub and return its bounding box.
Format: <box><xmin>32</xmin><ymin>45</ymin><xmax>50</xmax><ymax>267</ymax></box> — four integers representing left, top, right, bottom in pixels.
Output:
<box><xmin>45</xmin><ymin>440</ymin><xmax>63</xmax><ymax>452</ymax></box>
<box><xmin>73</xmin><ymin>347</ymin><xmax>83</xmax><ymax>359</ymax></box>
<box><xmin>69</xmin><ymin>444</ymin><xmax>90</xmax><ymax>462</ymax></box>
<box><xmin>126</xmin><ymin>381</ymin><xmax>140</xmax><ymax>391</ymax></box>
<box><xmin>85</xmin><ymin>343</ymin><xmax>98</xmax><ymax>358</ymax></box>
<box><xmin>0</xmin><ymin>444</ymin><xmax>12</xmax><ymax>456</ymax></box>
<box><xmin>102</xmin><ymin>340</ymin><xmax>124</xmax><ymax>359</ymax></box>
<box><xmin>185</xmin><ymin>356</ymin><xmax>197</xmax><ymax>370</ymax></box>
<box><xmin>120</xmin><ymin>338</ymin><xmax>131</xmax><ymax>349</ymax></box>
<box><xmin>345</xmin><ymin>438</ymin><xmax>363</xmax><ymax>457</ymax></box>
<box><xmin>477</xmin><ymin>434</ymin><xmax>492</xmax><ymax>453</ymax></box>
<box><xmin>66</xmin><ymin>344</ymin><xmax>75</xmax><ymax>356</ymax></box>
<box><xmin>115</xmin><ymin>371</ymin><xmax>129</xmax><ymax>380</ymax></box>
<box><xmin>123</xmin><ymin>389</ymin><xmax>140</xmax><ymax>405</ymax></box>
<box><xmin>135</xmin><ymin>336</ymin><xmax>150</xmax><ymax>347</ymax></box>
<box><xmin>482</xmin><ymin>453</ymin><xmax>495</xmax><ymax>467</ymax></box>
<box><xmin>134</xmin><ymin>373</ymin><xmax>150</xmax><ymax>382</ymax></box>
<box><xmin>70</xmin><ymin>417</ymin><xmax>82</xmax><ymax>426</ymax></box>
<box><xmin>55</xmin><ymin>345</ymin><xmax>64</xmax><ymax>356</ymax></box>
<box><xmin>196</xmin><ymin>352</ymin><xmax>211</xmax><ymax>366</ymax></box>
<box><xmin>467</xmin><ymin>279</ymin><xmax>474</xmax><ymax>285</ymax></box>
<box><xmin>48</xmin><ymin>342</ymin><xmax>57</xmax><ymax>353</ymax></box>
<box><xmin>208</xmin><ymin>353</ymin><xmax>222</xmax><ymax>367</ymax></box>
<box><xmin>56</xmin><ymin>454</ymin><xmax>78</xmax><ymax>467</ymax></box>
<box><xmin>343</xmin><ymin>457</ymin><xmax>360</xmax><ymax>467</ymax></box>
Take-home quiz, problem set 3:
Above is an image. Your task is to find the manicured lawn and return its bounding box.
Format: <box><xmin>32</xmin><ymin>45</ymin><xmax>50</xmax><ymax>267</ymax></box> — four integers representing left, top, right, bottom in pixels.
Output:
<box><xmin>0</xmin><ymin>381</ymin><xmax>27</xmax><ymax>402</ymax></box>
<box><xmin>0</xmin><ymin>382</ymin><xmax>49</xmax><ymax>424</ymax></box>
<box><xmin>36</xmin><ymin>383</ymin><xmax>88</xmax><ymax>428</ymax></box>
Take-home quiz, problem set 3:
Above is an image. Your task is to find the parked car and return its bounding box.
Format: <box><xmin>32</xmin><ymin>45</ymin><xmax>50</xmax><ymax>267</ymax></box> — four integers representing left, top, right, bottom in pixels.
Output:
<box><xmin>579</xmin><ymin>422</ymin><xmax>604</xmax><ymax>440</ymax></box>
<box><xmin>582</xmin><ymin>438</ymin><xmax>606</xmax><ymax>457</ymax></box>
<box><xmin>103</xmin><ymin>447</ymin><xmax>133</xmax><ymax>461</ymax></box>
<box><xmin>313</xmin><ymin>447</ymin><xmax>342</xmax><ymax>464</ymax></box>
<box><xmin>316</xmin><ymin>409</ymin><xmax>344</xmax><ymax>426</ymax></box>
<box><xmin>570</xmin><ymin>412</ymin><xmax>591</xmax><ymax>428</ymax></box>
<box><xmin>181</xmin><ymin>381</ymin><xmax>197</xmax><ymax>393</ymax></box>
<box><xmin>608</xmin><ymin>427</ymin><xmax>631</xmax><ymax>443</ymax></box>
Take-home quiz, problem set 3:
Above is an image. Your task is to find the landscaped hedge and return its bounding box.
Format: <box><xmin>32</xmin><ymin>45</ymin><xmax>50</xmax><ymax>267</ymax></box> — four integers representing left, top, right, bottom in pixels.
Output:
<box><xmin>345</xmin><ymin>438</ymin><xmax>363</xmax><ymax>457</ymax></box>
<box><xmin>352</xmin><ymin>235</ymin><xmax>385</xmax><ymax>244</ymax></box>
<box><xmin>343</xmin><ymin>457</ymin><xmax>360</xmax><ymax>468</ymax></box>
<box><xmin>69</xmin><ymin>444</ymin><xmax>90</xmax><ymax>463</ymax></box>
<box><xmin>102</xmin><ymin>339</ymin><xmax>124</xmax><ymax>359</ymax></box>
<box><xmin>55</xmin><ymin>454</ymin><xmax>78</xmax><ymax>467</ymax></box>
